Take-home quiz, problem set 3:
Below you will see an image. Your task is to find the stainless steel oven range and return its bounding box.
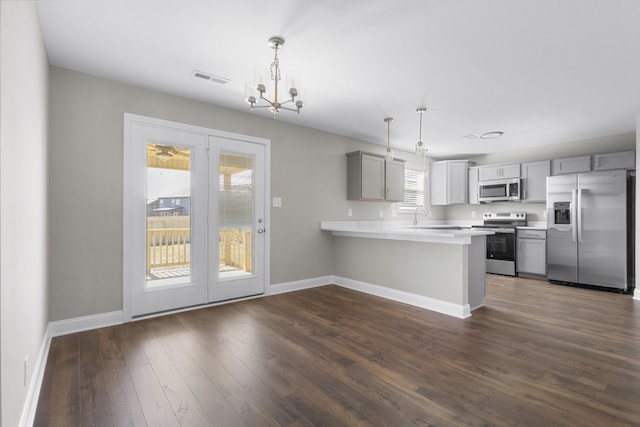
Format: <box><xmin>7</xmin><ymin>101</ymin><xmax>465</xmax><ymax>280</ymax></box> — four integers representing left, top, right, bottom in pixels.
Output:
<box><xmin>472</xmin><ymin>212</ymin><xmax>527</xmax><ymax>276</ymax></box>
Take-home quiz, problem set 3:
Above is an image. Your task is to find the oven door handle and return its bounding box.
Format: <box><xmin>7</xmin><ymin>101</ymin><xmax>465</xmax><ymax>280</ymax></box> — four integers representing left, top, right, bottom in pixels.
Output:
<box><xmin>571</xmin><ymin>189</ymin><xmax>577</xmax><ymax>243</ymax></box>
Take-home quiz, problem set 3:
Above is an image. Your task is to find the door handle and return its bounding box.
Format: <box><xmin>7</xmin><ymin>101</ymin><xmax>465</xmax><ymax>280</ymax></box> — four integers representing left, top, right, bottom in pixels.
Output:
<box><xmin>577</xmin><ymin>188</ymin><xmax>583</xmax><ymax>243</ymax></box>
<box><xmin>571</xmin><ymin>189</ymin><xmax>577</xmax><ymax>243</ymax></box>
<box><xmin>257</xmin><ymin>228</ymin><xmax>266</xmax><ymax>234</ymax></box>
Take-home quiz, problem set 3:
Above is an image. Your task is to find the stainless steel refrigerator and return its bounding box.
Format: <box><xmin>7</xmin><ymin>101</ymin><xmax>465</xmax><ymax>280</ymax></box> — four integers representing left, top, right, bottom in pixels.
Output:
<box><xmin>547</xmin><ymin>169</ymin><xmax>632</xmax><ymax>291</ymax></box>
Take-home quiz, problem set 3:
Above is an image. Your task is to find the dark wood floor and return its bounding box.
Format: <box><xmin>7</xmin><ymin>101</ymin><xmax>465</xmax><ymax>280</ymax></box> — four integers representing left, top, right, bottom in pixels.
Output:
<box><xmin>35</xmin><ymin>275</ymin><xmax>640</xmax><ymax>426</ymax></box>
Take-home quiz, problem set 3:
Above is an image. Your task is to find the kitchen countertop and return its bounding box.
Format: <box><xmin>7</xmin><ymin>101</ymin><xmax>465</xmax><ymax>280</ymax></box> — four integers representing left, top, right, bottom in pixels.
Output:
<box><xmin>320</xmin><ymin>221</ymin><xmax>493</xmax><ymax>245</ymax></box>
<box><xmin>518</xmin><ymin>220</ymin><xmax>546</xmax><ymax>230</ymax></box>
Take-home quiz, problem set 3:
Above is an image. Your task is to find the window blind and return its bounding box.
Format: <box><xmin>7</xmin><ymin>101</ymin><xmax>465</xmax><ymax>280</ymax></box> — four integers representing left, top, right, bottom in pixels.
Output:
<box><xmin>401</xmin><ymin>168</ymin><xmax>425</xmax><ymax>209</ymax></box>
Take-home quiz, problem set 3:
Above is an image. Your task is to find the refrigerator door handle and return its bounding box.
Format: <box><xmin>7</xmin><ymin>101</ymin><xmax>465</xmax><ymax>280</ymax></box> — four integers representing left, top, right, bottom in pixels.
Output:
<box><xmin>571</xmin><ymin>189</ymin><xmax>577</xmax><ymax>243</ymax></box>
<box><xmin>577</xmin><ymin>188</ymin><xmax>583</xmax><ymax>243</ymax></box>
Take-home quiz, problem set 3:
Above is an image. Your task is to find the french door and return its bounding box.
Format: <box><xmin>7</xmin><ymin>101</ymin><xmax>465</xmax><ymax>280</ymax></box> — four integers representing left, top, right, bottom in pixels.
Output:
<box><xmin>124</xmin><ymin>115</ymin><xmax>268</xmax><ymax>318</ymax></box>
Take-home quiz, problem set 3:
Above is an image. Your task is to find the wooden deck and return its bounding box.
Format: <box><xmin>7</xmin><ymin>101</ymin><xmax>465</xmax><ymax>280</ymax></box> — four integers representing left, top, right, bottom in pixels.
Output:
<box><xmin>34</xmin><ymin>275</ymin><xmax>640</xmax><ymax>426</ymax></box>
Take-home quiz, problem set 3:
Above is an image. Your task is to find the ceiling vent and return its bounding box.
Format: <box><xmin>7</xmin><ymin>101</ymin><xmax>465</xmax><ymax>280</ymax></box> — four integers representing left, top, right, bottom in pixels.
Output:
<box><xmin>192</xmin><ymin>70</ymin><xmax>231</xmax><ymax>85</ymax></box>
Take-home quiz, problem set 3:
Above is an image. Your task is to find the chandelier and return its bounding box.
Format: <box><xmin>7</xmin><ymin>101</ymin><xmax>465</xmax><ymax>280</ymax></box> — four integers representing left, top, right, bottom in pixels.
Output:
<box><xmin>415</xmin><ymin>107</ymin><xmax>428</xmax><ymax>154</ymax></box>
<box><xmin>245</xmin><ymin>36</ymin><xmax>303</xmax><ymax>117</ymax></box>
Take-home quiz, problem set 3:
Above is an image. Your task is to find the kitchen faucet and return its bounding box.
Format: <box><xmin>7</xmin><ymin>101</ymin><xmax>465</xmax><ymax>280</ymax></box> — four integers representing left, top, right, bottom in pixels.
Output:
<box><xmin>413</xmin><ymin>206</ymin><xmax>427</xmax><ymax>225</ymax></box>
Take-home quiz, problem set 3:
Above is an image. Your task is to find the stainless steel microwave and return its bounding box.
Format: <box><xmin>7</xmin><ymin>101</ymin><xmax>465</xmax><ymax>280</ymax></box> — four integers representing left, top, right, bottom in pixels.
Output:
<box><xmin>478</xmin><ymin>178</ymin><xmax>521</xmax><ymax>202</ymax></box>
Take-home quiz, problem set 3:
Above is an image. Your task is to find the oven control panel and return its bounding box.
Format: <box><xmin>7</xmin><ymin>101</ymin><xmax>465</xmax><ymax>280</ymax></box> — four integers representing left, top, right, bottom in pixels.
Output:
<box><xmin>483</xmin><ymin>212</ymin><xmax>527</xmax><ymax>221</ymax></box>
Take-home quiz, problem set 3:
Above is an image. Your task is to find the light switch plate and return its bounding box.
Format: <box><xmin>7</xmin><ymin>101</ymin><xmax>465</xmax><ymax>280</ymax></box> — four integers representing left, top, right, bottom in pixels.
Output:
<box><xmin>273</xmin><ymin>197</ymin><xmax>282</xmax><ymax>208</ymax></box>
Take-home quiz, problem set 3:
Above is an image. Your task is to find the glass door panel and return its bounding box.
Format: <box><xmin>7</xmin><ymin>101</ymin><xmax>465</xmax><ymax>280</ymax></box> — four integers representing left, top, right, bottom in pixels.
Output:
<box><xmin>146</xmin><ymin>143</ymin><xmax>192</xmax><ymax>287</ymax></box>
<box><xmin>218</xmin><ymin>153</ymin><xmax>254</xmax><ymax>280</ymax></box>
<box><xmin>127</xmin><ymin>119</ymin><xmax>207</xmax><ymax>318</ymax></box>
<box><xmin>209</xmin><ymin>136</ymin><xmax>266</xmax><ymax>303</ymax></box>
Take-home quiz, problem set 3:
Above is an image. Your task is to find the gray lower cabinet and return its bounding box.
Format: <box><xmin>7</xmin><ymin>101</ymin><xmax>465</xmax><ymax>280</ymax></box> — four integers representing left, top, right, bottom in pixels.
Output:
<box><xmin>346</xmin><ymin>151</ymin><xmax>405</xmax><ymax>201</ymax></box>
<box><xmin>517</xmin><ymin>229</ymin><xmax>546</xmax><ymax>277</ymax></box>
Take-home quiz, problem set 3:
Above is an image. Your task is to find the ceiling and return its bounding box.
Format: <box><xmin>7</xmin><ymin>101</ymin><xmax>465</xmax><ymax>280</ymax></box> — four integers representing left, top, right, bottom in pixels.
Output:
<box><xmin>36</xmin><ymin>0</ymin><xmax>640</xmax><ymax>159</ymax></box>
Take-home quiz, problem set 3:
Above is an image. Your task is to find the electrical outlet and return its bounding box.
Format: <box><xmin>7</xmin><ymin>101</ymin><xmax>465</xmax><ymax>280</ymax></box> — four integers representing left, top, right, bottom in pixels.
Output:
<box><xmin>391</xmin><ymin>209</ymin><xmax>397</xmax><ymax>217</ymax></box>
<box><xmin>428</xmin><ymin>211</ymin><xmax>432</xmax><ymax>217</ymax></box>
<box><xmin>348</xmin><ymin>208</ymin><xmax>353</xmax><ymax>217</ymax></box>
<box><xmin>272</xmin><ymin>197</ymin><xmax>282</xmax><ymax>208</ymax></box>
<box><xmin>24</xmin><ymin>356</ymin><xmax>29</xmax><ymax>387</ymax></box>
<box><xmin>471</xmin><ymin>211</ymin><xmax>476</xmax><ymax>218</ymax></box>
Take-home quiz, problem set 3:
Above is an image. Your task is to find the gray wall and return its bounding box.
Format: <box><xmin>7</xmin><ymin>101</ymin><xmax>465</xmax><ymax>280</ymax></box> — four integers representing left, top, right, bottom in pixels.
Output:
<box><xmin>444</xmin><ymin>133</ymin><xmax>636</xmax><ymax>222</ymax></box>
<box><xmin>0</xmin><ymin>2</ymin><xmax>50</xmax><ymax>426</ymax></box>
<box><xmin>48</xmin><ymin>66</ymin><xmax>437</xmax><ymax>321</ymax></box>
<box><xmin>332</xmin><ymin>236</ymin><xmax>467</xmax><ymax>304</ymax></box>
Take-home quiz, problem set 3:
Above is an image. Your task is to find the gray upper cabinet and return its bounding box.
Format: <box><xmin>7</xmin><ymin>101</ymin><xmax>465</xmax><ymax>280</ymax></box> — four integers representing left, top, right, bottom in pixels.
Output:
<box><xmin>478</xmin><ymin>163</ymin><xmax>520</xmax><ymax>181</ymax></box>
<box><xmin>551</xmin><ymin>155</ymin><xmax>591</xmax><ymax>175</ymax></box>
<box><xmin>385</xmin><ymin>158</ymin><xmax>406</xmax><ymax>202</ymax></box>
<box><xmin>521</xmin><ymin>160</ymin><xmax>550</xmax><ymax>202</ymax></box>
<box><xmin>468</xmin><ymin>166</ymin><xmax>480</xmax><ymax>205</ymax></box>
<box><xmin>346</xmin><ymin>151</ymin><xmax>405</xmax><ymax>201</ymax></box>
<box><xmin>430</xmin><ymin>160</ymin><xmax>468</xmax><ymax>205</ymax></box>
<box><xmin>593</xmin><ymin>150</ymin><xmax>635</xmax><ymax>171</ymax></box>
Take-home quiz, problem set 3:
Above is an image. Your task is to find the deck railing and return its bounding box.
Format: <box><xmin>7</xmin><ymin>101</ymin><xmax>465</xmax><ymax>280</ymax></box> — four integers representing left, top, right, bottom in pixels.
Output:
<box><xmin>146</xmin><ymin>225</ymin><xmax>251</xmax><ymax>274</ymax></box>
<box><xmin>146</xmin><ymin>228</ymin><xmax>190</xmax><ymax>273</ymax></box>
<box><xmin>219</xmin><ymin>229</ymin><xmax>252</xmax><ymax>273</ymax></box>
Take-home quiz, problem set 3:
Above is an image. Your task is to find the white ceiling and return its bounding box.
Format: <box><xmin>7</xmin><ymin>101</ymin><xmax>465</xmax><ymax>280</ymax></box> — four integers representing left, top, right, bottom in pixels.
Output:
<box><xmin>36</xmin><ymin>0</ymin><xmax>640</xmax><ymax>158</ymax></box>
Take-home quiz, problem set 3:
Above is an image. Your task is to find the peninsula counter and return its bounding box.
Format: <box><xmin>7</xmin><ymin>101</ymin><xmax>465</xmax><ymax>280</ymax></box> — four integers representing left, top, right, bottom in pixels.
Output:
<box><xmin>321</xmin><ymin>221</ymin><xmax>493</xmax><ymax>318</ymax></box>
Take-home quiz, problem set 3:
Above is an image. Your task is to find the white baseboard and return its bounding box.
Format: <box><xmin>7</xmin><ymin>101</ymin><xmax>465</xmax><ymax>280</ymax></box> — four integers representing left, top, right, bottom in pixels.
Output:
<box><xmin>269</xmin><ymin>275</ymin><xmax>471</xmax><ymax>319</ymax></box>
<box><xmin>333</xmin><ymin>276</ymin><xmax>471</xmax><ymax>319</ymax></box>
<box><xmin>19</xmin><ymin>324</ymin><xmax>52</xmax><ymax>427</ymax></box>
<box><xmin>19</xmin><ymin>311</ymin><xmax>125</xmax><ymax>426</ymax></box>
<box><xmin>268</xmin><ymin>276</ymin><xmax>333</xmax><ymax>295</ymax></box>
<box><xmin>48</xmin><ymin>310</ymin><xmax>124</xmax><ymax>337</ymax></box>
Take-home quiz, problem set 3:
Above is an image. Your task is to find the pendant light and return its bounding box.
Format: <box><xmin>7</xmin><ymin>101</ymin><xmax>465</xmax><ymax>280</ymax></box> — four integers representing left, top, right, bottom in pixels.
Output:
<box><xmin>384</xmin><ymin>117</ymin><xmax>394</xmax><ymax>161</ymax></box>
<box><xmin>415</xmin><ymin>107</ymin><xmax>427</xmax><ymax>154</ymax></box>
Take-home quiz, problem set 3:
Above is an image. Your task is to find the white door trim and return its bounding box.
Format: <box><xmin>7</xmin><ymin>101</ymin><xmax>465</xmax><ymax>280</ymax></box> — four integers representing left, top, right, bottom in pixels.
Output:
<box><xmin>123</xmin><ymin>113</ymin><xmax>270</xmax><ymax>321</ymax></box>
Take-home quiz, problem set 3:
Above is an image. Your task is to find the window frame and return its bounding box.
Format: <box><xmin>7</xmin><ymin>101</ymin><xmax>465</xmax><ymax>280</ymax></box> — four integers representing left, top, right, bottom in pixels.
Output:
<box><xmin>398</xmin><ymin>166</ymin><xmax>425</xmax><ymax>211</ymax></box>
